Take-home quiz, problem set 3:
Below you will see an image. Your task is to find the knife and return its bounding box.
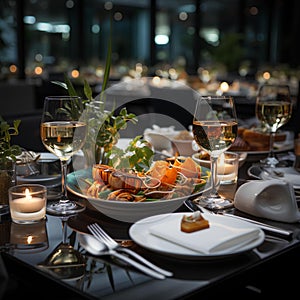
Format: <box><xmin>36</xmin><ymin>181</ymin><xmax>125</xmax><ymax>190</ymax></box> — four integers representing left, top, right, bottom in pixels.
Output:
<box><xmin>184</xmin><ymin>199</ymin><xmax>294</xmax><ymax>239</ymax></box>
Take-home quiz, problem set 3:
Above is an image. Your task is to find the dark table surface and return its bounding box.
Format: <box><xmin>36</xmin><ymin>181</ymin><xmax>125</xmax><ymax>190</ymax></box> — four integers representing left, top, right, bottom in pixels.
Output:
<box><xmin>1</xmin><ymin>152</ymin><xmax>300</xmax><ymax>299</ymax></box>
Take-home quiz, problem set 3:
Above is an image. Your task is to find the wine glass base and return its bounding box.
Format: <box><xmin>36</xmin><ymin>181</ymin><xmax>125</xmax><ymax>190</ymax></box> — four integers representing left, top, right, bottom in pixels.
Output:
<box><xmin>195</xmin><ymin>195</ymin><xmax>233</xmax><ymax>211</ymax></box>
<box><xmin>47</xmin><ymin>200</ymin><xmax>86</xmax><ymax>216</ymax></box>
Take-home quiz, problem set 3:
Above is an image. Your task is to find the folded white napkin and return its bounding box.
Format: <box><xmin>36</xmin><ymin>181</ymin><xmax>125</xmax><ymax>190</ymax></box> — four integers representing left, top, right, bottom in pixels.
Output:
<box><xmin>149</xmin><ymin>214</ymin><xmax>261</xmax><ymax>255</ymax></box>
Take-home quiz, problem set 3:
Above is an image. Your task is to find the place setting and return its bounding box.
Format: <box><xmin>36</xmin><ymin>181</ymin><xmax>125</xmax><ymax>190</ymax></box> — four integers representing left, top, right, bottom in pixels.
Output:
<box><xmin>67</xmin><ymin>95</ymin><xmax>270</xmax><ymax>268</ymax></box>
<box><xmin>128</xmin><ymin>211</ymin><xmax>265</xmax><ymax>260</ymax></box>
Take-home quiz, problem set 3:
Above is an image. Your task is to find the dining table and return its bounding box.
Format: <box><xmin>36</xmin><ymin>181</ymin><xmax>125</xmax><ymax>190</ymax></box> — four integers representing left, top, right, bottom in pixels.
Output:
<box><xmin>1</xmin><ymin>148</ymin><xmax>300</xmax><ymax>299</ymax></box>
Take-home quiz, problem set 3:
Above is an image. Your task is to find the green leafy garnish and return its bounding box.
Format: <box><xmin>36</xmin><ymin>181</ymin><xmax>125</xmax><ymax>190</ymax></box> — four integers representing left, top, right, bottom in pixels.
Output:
<box><xmin>107</xmin><ymin>136</ymin><xmax>154</xmax><ymax>172</ymax></box>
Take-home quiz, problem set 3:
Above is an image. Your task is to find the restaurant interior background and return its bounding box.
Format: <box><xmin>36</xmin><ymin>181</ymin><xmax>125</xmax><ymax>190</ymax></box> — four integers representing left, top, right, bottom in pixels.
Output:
<box><xmin>1</xmin><ymin>0</ymin><xmax>300</xmax><ymax>150</ymax></box>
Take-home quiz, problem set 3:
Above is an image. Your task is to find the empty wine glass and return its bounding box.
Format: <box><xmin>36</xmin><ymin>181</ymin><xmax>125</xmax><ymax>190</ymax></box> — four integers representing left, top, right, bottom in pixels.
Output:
<box><xmin>192</xmin><ymin>96</ymin><xmax>238</xmax><ymax>210</ymax></box>
<box><xmin>40</xmin><ymin>96</ymin><xmax>87</xmax><ymax>216</ymax></box>
<box><xmin>256</xmin><ymin>84</ymin><xmax>292</xmax><ymax>167</ymax></box>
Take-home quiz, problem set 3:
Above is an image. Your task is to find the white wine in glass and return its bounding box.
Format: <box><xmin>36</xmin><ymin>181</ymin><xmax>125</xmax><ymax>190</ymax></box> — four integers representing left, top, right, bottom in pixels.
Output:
<box><xmin>256</xmin><ymin>84</ymin><xmax>292</xmax><ymax>167</ymax></box>
<box><xmin>192</xmin><ymin>96</ymin><xmax>238</xmax><ymax>210</ymax></box>
<box><xmin>40</xmin><ymin>96</ymin><xmax>87</xmax><ymax>216</ymax></box>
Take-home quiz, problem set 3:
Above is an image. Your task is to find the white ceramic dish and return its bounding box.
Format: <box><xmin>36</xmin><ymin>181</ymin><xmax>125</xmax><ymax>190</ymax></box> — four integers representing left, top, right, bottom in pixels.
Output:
<box><xmin>66</xmin><ymin>168</ymin><xmax>211</xmax><ymax>223</ymax></box>
<box><xmin>248</xmin><ymin>166</ymin><xmax>300</xmax><ymax>189</ymax></box>
<box><xmin>17</xmin><ymin>174</ymin><xmax>61</xmax><ymax>185</ymax></box>
<box><xmin>171</xmin><ymin>138</ymin><xmax>196</xmax><ymax>156</ymax></box>
<box><xmin>144</xmin><ymin>132</ymin><xmax>174</xmax><ymax>151</ymax></box>
<box><xmin>143</xmin><ymin>126</ymin><xmax>178</xmax><ymax>151</ymax></box>
<box><xmin>38</xmin><ymin>152</ymin><xmax>59</xmax><ymax>162</ymax></box>
<box><xmin>144</xmin><ymin>129</ymin><xmax>197</xmax><ymax>156</ymax></box>
<box><xmin>245</xmin><ymin>142</ymin><xmax>294</xmax><ymax>155</ymax></box>
<box><xmin>129</xmin><ymin>213</ymin><xmax>265</xmax><ymax>260</ymax></box>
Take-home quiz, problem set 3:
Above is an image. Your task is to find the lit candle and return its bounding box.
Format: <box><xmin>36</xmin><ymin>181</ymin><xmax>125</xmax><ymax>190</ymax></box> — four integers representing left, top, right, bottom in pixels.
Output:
<box><xmin>217</xmin><ymin>154</ymin><xmax>235</xmax><ymax>175</ymax></box>
<box><xmin>217</xmin><ymin>153</ymin><xmax>239</xmax><ymax>185</ymax></box>
<box><xmin>11</xmin><ymin>188</ymin><xmax>45</xmax><ymax>213</ymax></box>
<box><xmin>9</xmin><ymin>185</ymin><xmax>47</xmax><ymax>224</ymax></box>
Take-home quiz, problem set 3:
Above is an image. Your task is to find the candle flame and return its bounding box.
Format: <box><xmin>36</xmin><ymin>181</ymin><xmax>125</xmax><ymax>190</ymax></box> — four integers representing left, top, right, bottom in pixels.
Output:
<box><xmin>220</xmin><ymin>81</ymin><xmax>229</xmax><ymax>92</ymax></box>
<box><xmin>25</xmin><ymin>188</ymin><xmax>32</xmax><ymax>200</ymax></box>
<box><xmin>27</xmin><ymin>235</ymin><xmax>33</xmax><ymax>244</ymax></box>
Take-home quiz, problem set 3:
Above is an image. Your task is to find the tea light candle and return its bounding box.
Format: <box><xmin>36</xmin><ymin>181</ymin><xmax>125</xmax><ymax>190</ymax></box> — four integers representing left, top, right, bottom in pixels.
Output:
<box><xmin>217</xmin><ymin>153</ymin><xmax>239</xmax><ymax>185</ymax></box>
<box><xmin>217</xmin><ymin>154</ymin><xmax>235</xmax><ymax>175</ymax></box>
<box><xmin>12</xmin><ymin>188</ymin><xmax>45</xmax><ymax>213</ymax></box>
<box><xmin>9</xmin><ymin>184</ymin><xmax>47</xmax><ymax>224</ymax></box>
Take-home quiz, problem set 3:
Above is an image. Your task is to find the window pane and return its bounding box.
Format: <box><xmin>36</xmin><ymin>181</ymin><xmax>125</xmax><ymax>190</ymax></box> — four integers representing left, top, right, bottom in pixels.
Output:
<box><xmin>0</xmin><ymin>0</ymin><xmax>17</xmax><ymax>78</ymax></box>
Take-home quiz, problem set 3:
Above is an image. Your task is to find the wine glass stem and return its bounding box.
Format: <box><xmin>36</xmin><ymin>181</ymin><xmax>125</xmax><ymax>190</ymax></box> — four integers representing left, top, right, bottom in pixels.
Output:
<box><xmin>210</xmin><ymin>156</ymin><xmax>218</xmax><ymax>196</ymax></box>
<box><xmin>61</xmin><ymin>218</ymin><xmax>68</xmax><ymax>244</ymax></box>
<box><xmin>60</xmin><ymin>159</ymin><xmax>68</xmax><ymax>201</ymax></box>
<box><xmin>268</xmin><ymin>131</ymin><xmax>276</xmax><ymax>158</ymax></box>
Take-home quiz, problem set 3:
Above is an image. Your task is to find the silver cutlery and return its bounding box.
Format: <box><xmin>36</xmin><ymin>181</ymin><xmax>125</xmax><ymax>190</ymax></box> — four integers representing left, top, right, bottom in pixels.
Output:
<box><xmin>88</xmin><ymin>223</ymin><xmax>173</xmax><ymax>278</ymax></box>
<box><xmin>184</xmin><ymin>199</ymin><xmax>294</xmax><ymax>239</ymax></box>
<box><xmin>79</xmin><ymin>231</ymin><xmax>166</xmax><ymax>280</ymax></box>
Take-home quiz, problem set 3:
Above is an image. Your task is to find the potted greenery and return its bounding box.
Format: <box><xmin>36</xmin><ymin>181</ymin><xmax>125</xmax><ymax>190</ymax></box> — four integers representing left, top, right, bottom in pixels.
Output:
<box><xmin>0</xmin><ymin>116</ymin><xmax>22</xmax><ymax>211</ymax></box>
<box><xmin>52</xmin><ymin>19</ymin><xmax>153</xmax><ymax>168</ymax></box>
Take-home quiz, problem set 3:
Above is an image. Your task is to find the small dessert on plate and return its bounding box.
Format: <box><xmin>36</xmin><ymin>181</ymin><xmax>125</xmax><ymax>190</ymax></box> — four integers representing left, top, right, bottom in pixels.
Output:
<box><xmin>180</xmin><ymin>211</ymin><xmax>210</xmax><ymax>233</ymax></box>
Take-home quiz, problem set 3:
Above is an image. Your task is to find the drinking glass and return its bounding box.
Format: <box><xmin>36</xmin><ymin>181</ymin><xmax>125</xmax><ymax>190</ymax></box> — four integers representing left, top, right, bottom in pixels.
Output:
<box><xmin>192</xmin><ymin>96</ymin><xmax>238</xmax><ymax>210</ymax></box>
<box><xmin>256</xmin><ymin>84</ymin><xmax>292</xmax><ymax>167</ymax></box>
<box><xmin>40</xmin><ymin>96</ymin><xmax>87</xmax><ymax>216</ymax></box>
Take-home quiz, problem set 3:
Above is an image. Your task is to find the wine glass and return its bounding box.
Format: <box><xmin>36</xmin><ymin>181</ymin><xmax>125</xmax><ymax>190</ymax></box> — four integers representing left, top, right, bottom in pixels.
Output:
<box><xmin>192</xmin><ymin>96</ymin><xmax>238</xmax><ymax>210</ymax></box>
<box><xmin>40</xmin><ymin>96</ymin><xmax>87</xmax><ymax>216</ymax></box>
<box><xmin>256</xmin><ymin>84</ymin><xmax>292</xmax><ymax>167</ymax></box>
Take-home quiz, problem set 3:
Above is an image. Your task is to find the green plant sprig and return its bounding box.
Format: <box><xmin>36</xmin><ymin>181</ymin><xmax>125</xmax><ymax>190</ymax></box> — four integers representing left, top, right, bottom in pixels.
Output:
<box><xmin>50</xmin><ymin>15</ymin><xmax>151</xmax><ymax>166</ymax></box>
<box><xmin>0</xmin><ymin>116</ymin><xmax>22</xmax><ymax>161</ymax></box>
<box><xmin>107</xmin><ymin>136</ymin><xmax>154</xmax><ymax>172</ymax></box>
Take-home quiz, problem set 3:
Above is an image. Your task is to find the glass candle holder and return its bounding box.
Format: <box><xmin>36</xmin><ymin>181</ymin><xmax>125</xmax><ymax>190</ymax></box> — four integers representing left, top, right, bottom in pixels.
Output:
<box><xmin>9</xmin><ymin>184</ymin><xmax>47</xmax><ymax>224</ymax></box>
<box><xmin>217</xmin><ymin>152</ymin><xmax>239</xmax><ymax>185</ymax></box>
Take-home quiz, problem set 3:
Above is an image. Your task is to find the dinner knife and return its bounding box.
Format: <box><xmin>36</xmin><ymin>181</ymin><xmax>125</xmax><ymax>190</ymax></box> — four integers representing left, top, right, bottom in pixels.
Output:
<box><xmin>184</xmin><ymin>199</ymin><xmax>294</xmax><ymax>239</ymax></box>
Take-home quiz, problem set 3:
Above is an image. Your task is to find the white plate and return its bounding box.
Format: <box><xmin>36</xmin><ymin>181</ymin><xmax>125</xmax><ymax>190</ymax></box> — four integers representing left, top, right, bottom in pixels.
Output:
<box><xmin>39</xmin><ymin>152</ymin><xmax>59</xmax><ymax>162</ymax></box>
<box><xmin>237</xmin><ymin>141</ymin><xmax>293</xmax><ymax>155</ymax></box>
<box><xmin>235</xmin><ymin>130</ymin><xmax>294</xmax><ymax>155</ymax></box>
<box><xmin>235</xmin><ymin>141</ymin><xmax>294</xmax><ymax>155</ymax></box>
<box><xmin>250</xmin><ymin>166</ymin><xmax>300</xmax><ymax>189</ymax></box>
<box><xmin>129</xmin><ymin>213</ymin><xmax>265</xmax><ymax>260</ymax></box>
<box><xmin>17</xmin><ymin>174</ymin><xmax>61</xmax><ymax>186</ymax></box>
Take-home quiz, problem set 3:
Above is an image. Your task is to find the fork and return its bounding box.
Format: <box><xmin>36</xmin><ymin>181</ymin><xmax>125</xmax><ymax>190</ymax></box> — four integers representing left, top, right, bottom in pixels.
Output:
<box><xmin>88</xmin><ymin>223</ymin><xmax>173</xmax><ymax>277</ymax></box>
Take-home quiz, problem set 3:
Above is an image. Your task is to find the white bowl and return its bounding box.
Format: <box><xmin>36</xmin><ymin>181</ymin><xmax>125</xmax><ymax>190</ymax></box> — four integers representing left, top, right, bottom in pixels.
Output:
<box><xmin>143</xmin><ymin>126</ymin><xmax>178</xmax><ymax>151</ymax></box>
<box><xmin>87</xmin><ymin>197</ymin><xmax>187</xmax><ymax>223</ymax></box>
<box><xmin>192</xmin><ymin>151</ymin><xmax>247</xmax><ymax>169</ymax></box>
<box><xmin>171</xmin><ymin>139</ymin><xmax>196</xmax><ymax>156</ymax></box>
<box><xmin>144</xmin><ymin>132</ymin><xmax>175</xmax><ymax>151</ymax></box>
<box><xmin>67</xmin><ymin>169</ymin><xmax>210</xmax><ymax>223</ymax></box>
